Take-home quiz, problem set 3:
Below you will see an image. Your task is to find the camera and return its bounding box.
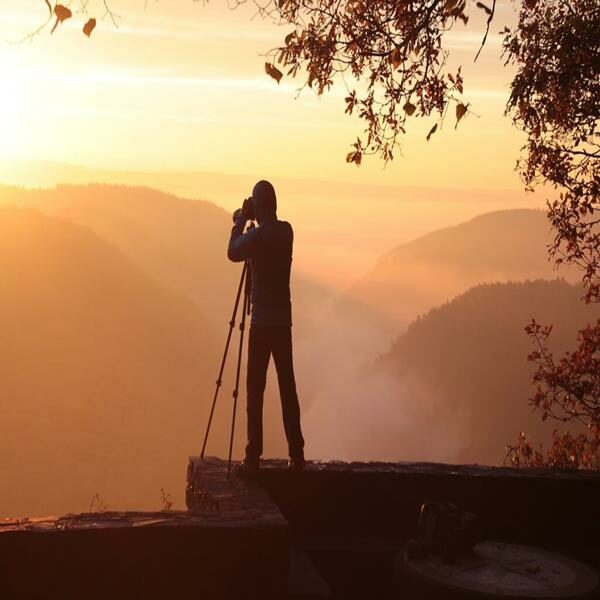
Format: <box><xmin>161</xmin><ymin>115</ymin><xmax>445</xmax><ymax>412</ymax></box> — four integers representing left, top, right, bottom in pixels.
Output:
<box><xmin>232</xmin><ymin>197</ymin><xmax>254</xmax><ymax>223</ymax></box>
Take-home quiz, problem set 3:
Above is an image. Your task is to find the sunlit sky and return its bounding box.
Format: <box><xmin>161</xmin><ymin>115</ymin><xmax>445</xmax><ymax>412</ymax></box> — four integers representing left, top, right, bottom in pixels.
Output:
<box><xmin>0</xmin><ymin>1</ymin><xmax>548</xmax><ymax>287</ymax></box>
<box><xmin>0</xmin><ymin>0</ymin><xmax>527</xmax><ymax>189</ymax></box>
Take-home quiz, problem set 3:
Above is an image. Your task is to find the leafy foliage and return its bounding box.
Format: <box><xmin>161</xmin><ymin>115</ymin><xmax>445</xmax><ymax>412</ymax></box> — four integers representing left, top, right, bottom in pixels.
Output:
<box><xmin>160</xmin><ymin>488</ymin><xmax>174</xmax><ymax>512</ymax></box>
<box><xmin>506</xmin><ymin>430</ymin><xmax>600</xmax><ymax>470</ymax></box>
<box><xmin>527</xmin><ymin>319</ymin><xmax>600</xmax><ymax>428</ymax></box>
<box><xmin>503</xmin><ymin>0</ymin><xmax>600</xmax><ymax>303</ymax></box>
<box><xmin>501</xmin><ymin>0</ymin><xmax>600</xmax><ymax>470</ymax></box>
<box><xmin>505</xmin><ymin>317</ymin><xmax>600</xmax><ymax>469</ymax></box>
<box><xmin>234</xmin><ymin>0</ymin><xmax>482</xmax><ymax>164</ymax></box>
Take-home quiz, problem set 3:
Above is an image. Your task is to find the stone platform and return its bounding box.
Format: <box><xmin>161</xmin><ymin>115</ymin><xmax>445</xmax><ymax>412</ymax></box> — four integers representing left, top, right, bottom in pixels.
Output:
<box><xmin>190</xmin><ymin>457</ymin><xmax>600</xmax><ymax>544</ymax></box>
<box><xmin>185</xmin><ymin>457</ymin><xmax>600</xmax><ymax>599</ymax></box>
<box><xmin>1</xmin><ymin>458</ymin><xmax>599</xmax><ymax>599</ymax></box>
<box><xmin>186</xmin><ymin>456</ymin><xmax>330</xmax><ymax>599</ymax></box>
<box><xmin>0</xmin><ymin>475</ymin><xmax>289</xmax><ymax>600</ymax></box>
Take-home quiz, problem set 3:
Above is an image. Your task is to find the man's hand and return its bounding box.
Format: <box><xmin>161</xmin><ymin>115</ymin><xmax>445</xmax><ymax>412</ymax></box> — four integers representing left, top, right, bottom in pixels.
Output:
<box><xmin>232</xmin><ymin>208</ymin><xmax>245</xmax><ymax>223</ymax></box>
<box><xmin>232</xmin><ymin>198</ymin><xmax>254</xmax><ymax>226</ymax></box>
<box><xmin>228</xmin><ymin>198</ymin><xmax>258</xmax><ymax>262</ymax></box>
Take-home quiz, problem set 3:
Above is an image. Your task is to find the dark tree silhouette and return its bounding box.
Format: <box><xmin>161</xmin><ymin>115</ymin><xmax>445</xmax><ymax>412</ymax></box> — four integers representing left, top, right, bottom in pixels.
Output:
<box><xmin>504</xmin><ymin>0</ymin><xmax>599</xmax><ymax>303</ymax></box>
<box><xmin>242</xmin><ymin>0</ymin><xmax>480</xmax><ymax>164</ymax></box>
<box><xmin>505</xmin><ymin>317</ymin><xmax>600</xmax><ymax>470</ymax></box>
<box><xmin>502</xmin><ymin>0</ymin><xmax>600</xmax><ymax>470</ymax></box>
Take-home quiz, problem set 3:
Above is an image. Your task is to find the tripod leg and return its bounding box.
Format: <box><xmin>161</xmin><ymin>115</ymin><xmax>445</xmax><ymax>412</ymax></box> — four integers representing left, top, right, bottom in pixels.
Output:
<box><xmin>227</xmin><ymin>273</ymin><xmax>250</xmax><ymax>478</ymax></box>
<box><xmin>200</xmin><ymin>262</ymin><xmax>247</xmax><ymax>458</ymax></box>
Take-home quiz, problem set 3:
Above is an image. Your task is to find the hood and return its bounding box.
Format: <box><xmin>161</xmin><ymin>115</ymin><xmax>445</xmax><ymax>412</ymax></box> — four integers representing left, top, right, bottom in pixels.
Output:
<box><xmin>252</xmin><ymin>180</ymin><xmax>277</xmax><ymax>223</ymax></box>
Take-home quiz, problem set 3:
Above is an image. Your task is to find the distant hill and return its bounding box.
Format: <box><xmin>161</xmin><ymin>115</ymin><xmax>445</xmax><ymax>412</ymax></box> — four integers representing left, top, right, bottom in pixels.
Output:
<box><xmin>0</xmin><ymin>184</ymin><xmax>238</xmax><ymax>325</ymax></box>
<box><xmin>375</xmin><ymin>279</ymin><xmax>598</xmax><ymax>465</ymax></box>
<box><xmin>0</xmin><ymin>207</ymin><xmax>232</xmax><ymax>517</ymax></box>
<box><xmin>340</xmin><ymin>209</ymin><xmax>577</xmax><ymax>332</ymax></box>
<box><xmin>0</xmin><ymin>158</ymin><xmax>539</xmax><ymax>209</ymax></box>
<box><xmin>0</xmin><ymin>183</ymin><xmax>326</xmax><ymax>335</ymax></box>
<box><xmin>1</xmin><ymin>187</ymin><xmax>582</xmax><ymax>510</ymax></box>
<box><xmin>0</xmin><ymin>188</ymin><xmax>326</xmax><ymax>518</ymax></box>
<box><xmin>1</xmin><ymin>159</ymin><xmax>548</xmax><ymax>291</ymax></box>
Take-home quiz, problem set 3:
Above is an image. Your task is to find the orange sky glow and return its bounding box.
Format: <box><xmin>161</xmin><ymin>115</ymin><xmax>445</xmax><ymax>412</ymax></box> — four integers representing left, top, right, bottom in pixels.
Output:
<box><xmin>0</xmin><ymin>1</ymin><xmax>547</xmax><ymax>286</ymax></box>
<box><xmin>1</xmin><ymin>1</ymin><xmax>528</xmax><ymax>186</ymax></box>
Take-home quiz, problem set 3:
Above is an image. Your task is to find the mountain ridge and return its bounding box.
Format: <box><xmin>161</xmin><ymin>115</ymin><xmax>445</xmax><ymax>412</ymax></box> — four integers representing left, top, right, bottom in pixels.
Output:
<box><xmin>0</xmin><ymin>205</ymin><xmax>224</xmax><ymax>517</ymax></box>
<box><xmin>338</xmin><ymin>208</ymin><xmax>576</xmax><ymax>333</ymax></box>
<box><xmin>376</xmin><ymin>279</ymin><xmax>597</xmax><ymax>464</ymax></box>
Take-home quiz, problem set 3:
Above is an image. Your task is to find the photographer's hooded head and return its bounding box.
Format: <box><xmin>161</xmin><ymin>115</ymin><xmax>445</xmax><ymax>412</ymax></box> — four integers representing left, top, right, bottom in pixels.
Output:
<box><xmin>252</xmin><ymin>180</ymin><xmax>277</xmax><ymax>224</ymax></box>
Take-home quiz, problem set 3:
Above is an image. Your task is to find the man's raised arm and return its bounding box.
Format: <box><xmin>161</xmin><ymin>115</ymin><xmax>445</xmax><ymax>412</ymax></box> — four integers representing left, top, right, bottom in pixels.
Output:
<box><xmin>227</xmin><ymin>212</ymin><xmax>257</xmax><ymax>262</ymax></box>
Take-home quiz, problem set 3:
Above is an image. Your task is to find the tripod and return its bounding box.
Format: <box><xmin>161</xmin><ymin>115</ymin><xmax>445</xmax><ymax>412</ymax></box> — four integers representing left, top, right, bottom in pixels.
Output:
<box><xmin>200</xmin><ymin>252</ymin><xmax>252</xmax><ymax>478</ymax></box>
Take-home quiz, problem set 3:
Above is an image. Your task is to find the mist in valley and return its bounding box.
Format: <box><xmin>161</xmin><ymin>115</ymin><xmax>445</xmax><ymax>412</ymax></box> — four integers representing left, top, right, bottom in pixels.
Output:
<box><xmin>0</xmin><ymin>177</ymin><xmax>589</xmax><ymax>518</ymax></box>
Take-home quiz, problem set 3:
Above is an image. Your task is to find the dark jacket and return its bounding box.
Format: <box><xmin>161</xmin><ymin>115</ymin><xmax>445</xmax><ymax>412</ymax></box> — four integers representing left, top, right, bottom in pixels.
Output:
<box><xmin>227</xmin><ymin>191</ymin><xmax>293</xmax><ymax>327</ymax></box>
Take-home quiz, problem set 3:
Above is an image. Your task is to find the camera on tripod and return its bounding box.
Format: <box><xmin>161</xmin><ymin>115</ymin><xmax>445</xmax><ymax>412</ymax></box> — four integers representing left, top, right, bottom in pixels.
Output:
<box><xmin>202</xmin><ymin>200</ymin><xmax>255</xmax><ymax>477</ymax></box>
<box><xmin>232</xmin><ymin>197</ymin><xmax>255</xmax><ymax>223</ymax></box>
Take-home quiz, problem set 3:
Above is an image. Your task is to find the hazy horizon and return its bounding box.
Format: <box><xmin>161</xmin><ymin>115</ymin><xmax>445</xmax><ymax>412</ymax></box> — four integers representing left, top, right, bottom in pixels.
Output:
<box><xmin>0</xmin><ymin>158</ymin><xmax>546</xmax><ymax>289</ymax></box>
<box><xmin>0</xmin><ymin>179</ymin><xmax>580</xmax><ymax>517</ymax></box>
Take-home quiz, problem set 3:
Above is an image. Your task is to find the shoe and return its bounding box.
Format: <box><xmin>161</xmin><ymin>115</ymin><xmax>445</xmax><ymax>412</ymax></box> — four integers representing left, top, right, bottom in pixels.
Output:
<box><xmin>288</xmin><ymin>457</ymin><xmax>305</xmax><ymax>472</ymax></box>
<box><xmin>234</xmin><ymin>459</ymin><xmax>260</xmax><ymax>479</ymax></box>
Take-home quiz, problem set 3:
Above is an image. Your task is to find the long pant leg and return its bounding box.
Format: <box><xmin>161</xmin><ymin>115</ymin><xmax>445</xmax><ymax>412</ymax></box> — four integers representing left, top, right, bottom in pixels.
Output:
<box><xmin>245</xmin><ymin>326</ymin><xmax>271</xmax><ymax>462</ymax></box>
<box><xmin>271</xmin><ymin>326</ymin><xmax>305</xmax><ymax>461</ymax></box>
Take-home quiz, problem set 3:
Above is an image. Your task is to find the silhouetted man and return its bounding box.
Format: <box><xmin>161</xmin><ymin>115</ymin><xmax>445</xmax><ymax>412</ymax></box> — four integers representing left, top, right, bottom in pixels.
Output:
<box><xmin>227</xmin><ymin>180</ymin><xmax>305</xmax><ymax>477</ymax></box>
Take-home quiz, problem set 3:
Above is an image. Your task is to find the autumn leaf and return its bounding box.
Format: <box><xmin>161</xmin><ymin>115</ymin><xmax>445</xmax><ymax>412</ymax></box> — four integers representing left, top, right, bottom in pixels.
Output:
<box><xmin>475</xmin><ymin>1</ymin><xmax>493</xmax><ymax>15</ymax></box>
<box><xmin>345</xmin><ymin>91</ymin><xmax>357</xmax><ymax>115</ymax></box>
<box><xmin>83</xmin><ymin>18</ymin><xmax>96</xmax><ymax>37</ymax></box>
<box><xmin>346</xmin><ymin>150</ymin><xmax>362</xmax><ymax>166</ymax></box>
<box><xmin>346</xmin><ymin>138</ymin><xmax>363</xmax><ymax>166</ymax></box>
<box><xmin>54</xmin><ymin>5</ymin><xmax>72</xmax><ymax>22</ymax></box>
<box><xmin>455</xmin><ymin>102</ymin><xmax>468</xmax><ymax>128</ymax></box>
<box><xmin>307</xmin><ymin>65</ymin><xmax>318</xmax><ymax>88</ymax></box>
<box><xmin>51</xmin><ymin>4</ymin><xmax>72</xmax><ymax>34</ymax></box>
<box><xmin>390</xmin><ymin>48</ymin><xmax>402</xmax><ymax>70</ymax></box>
<box><xmin>265</xmin><ymin>62</ymin><xmax>283</xmax><ymax>84</ymax></box>
<box><xmin>426</xmin><ymin>123</ymin><xmax>438</xmax><ymax>141</ymax></box>
<box><xmin>403</xmin><ymin>101</ymin><xmax>416</xmax><ymax>116</ymax></box>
